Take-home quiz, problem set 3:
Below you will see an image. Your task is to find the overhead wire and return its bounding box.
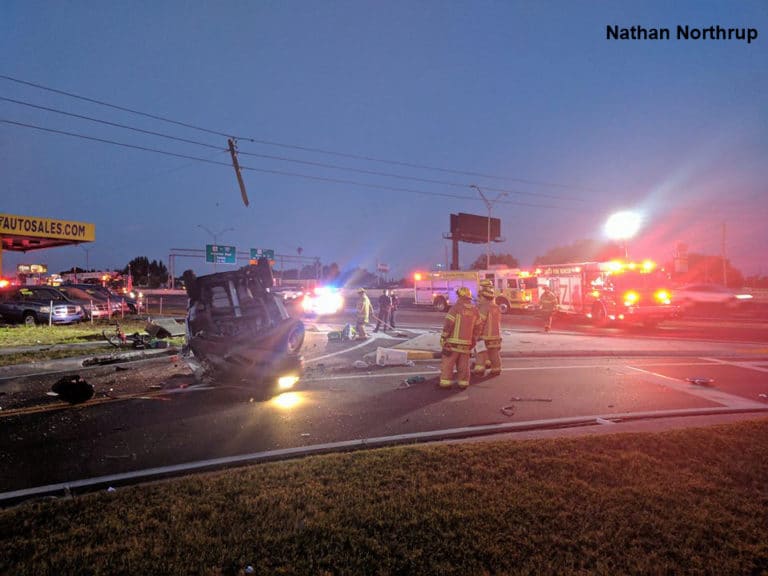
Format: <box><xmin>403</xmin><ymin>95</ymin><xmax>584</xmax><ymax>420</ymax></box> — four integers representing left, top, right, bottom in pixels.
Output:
<box><xmin>1</xmin><ymin>118</ymin><xmax>570</xmax><ymax>209</ymax></box>
<box><xmin>1</xmin><ymin>73</ymin><xmax>598</xmax><ymax>194</ymax></box>
<box><xmin>1</xmin><ymin>94</ymin><xmax>579</xmax><ymax>201</ymax></box>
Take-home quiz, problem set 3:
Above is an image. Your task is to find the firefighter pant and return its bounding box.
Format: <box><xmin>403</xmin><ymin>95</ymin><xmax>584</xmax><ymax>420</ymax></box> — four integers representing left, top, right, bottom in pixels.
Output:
<box><xmin>355</xmin><ymin>319</ymin><xmax>368</xmax><ymax>339</ymax></box>
<box><xmin>440</xmin><ymin>349</ymin><xmax>471</xmax><ymax>388</ymax></box>
<box><xmin>540</xmin><ymin>310</ymin><xmax>555</xmax><ymax>331</ymax></box>
<box><xmin>474</xmin><ymin>339</ymin><xmax>502</xmax><ymax>375</ymax></box>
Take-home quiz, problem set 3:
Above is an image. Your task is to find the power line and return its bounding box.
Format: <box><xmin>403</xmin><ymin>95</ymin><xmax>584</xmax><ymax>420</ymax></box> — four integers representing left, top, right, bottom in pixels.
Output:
<box><xmin>2</xmin><ymin>92</ymin><xmax>580</xmax><ymax>201</ymax></box>
<box><xmin>236</xmin><ymin>149</ymin><xmax>581</xmax><ymax>201</ymax></box>
<box><xmin>1</xmin><ymin>73</ymin><xmax>599</xmax><ymax>193</ymax></box>
<box><xmin>0</xmin><ymin>96</ymin><xmax>224</xmax><ymax>151</ymax></box>
<box><xmin>0</xmin><ymin>73</ymin><xmax>240</xmax><ymax>139</ymax></box>
<box><xmin>1</xmin><ymin>117</ymin><xmax>569</xmax><ymax>209</ymax></box>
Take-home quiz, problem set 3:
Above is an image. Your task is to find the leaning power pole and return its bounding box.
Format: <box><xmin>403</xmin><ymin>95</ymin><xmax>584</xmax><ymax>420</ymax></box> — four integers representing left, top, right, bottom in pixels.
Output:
<box><xmin>228</xmin><ymin>138</ymin><xmax>249</xmax><ymax>207</ymax></box>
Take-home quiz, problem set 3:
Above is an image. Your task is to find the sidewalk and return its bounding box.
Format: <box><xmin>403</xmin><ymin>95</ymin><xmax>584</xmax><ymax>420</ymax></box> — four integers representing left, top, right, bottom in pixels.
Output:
<box><xmin>392</xmin><ymin>328</ymin><xmax>768</xmax><ymax>359</ymax></box>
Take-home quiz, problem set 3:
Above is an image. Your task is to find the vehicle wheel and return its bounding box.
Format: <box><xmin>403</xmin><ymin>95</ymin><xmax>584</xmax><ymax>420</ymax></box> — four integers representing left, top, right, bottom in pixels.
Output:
<box><xmin>591</xmin><ymin>303</ymin><xmax>608</xmax><ymax>327</ymax></box>
<box><xmin>285</xmin><ymin>323</ymin><xmax>305</xmax><ymax>354</ymax></box>
<box><xmin>434</xmin><ymin>297</ymin><xmax>449</xmax><ymax>313</ymax></box>
<box><xmin>496</xmin><ymin>297</ymin><xmax>510</xmax><ymax>314</ymax></box>
<box><xmin>22</xmin><ymin>312</ymin><xmax>37</xmax><ymax>326</ymax></box>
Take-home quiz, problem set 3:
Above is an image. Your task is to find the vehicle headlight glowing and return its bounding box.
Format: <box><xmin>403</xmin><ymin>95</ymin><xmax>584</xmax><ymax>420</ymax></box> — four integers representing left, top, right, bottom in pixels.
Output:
<box><xmin>654</xmin><ymin>290</ymin><xmax>672</xmax><ymax>304</ymax></box>
<box><xmin>623</xmin><ymin>290</ymin><xmax>640</xmax><ymax>306</ymax></box>
<box><xmin>278</xmin><ymin>374</ymin><xmax>300</xmax><ymax>390</ymax></box>
<box><xmin>735</xmin><ymin>294</ymin><xmax>753</xmax><ymax>300</ymax></box>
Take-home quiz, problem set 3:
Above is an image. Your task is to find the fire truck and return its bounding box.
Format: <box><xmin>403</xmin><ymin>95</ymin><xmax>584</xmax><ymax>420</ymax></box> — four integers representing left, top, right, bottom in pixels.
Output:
<box><xmin>536</xmin><ymin>260</ymin><xmax>679</xmax><ymax>327</ymax></box>
<box><xmin>413</xmin><ymin>268</ymin><xmax>538</xmax><ymax>313</ymax></box>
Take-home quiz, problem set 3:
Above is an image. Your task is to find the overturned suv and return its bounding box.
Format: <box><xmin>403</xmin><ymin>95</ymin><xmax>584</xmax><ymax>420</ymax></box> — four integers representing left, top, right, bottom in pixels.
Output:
<box><xmin>184</xmin><ymin>260</ymin><xmax>305</xmax><ymax>397</ymax></box>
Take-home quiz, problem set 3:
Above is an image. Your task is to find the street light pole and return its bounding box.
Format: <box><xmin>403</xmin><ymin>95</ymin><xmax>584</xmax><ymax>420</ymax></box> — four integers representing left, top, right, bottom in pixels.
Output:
<box><xmin>470</xmin><ymin>185</ymin><xmax>508</xmax><ymax>269</ymax></box>
<box><xmin>198</xmin><ymin>224</ymin><xmax>235</xmax><ymax>272</ymax></box>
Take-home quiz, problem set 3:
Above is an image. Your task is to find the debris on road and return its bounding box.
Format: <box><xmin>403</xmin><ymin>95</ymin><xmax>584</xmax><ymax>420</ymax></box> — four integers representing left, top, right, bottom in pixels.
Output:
<box><xmin>510</xmin><ymin>396</ymin><xmax>552</xmax><ymax>402</ymax></box>
<box><xmin>375</xmin><ymin>347</ymin><xmax>410</xmax><ymax>366</ymax></box>
<box><xmin>353</xmin><ymin>360</ymin><xmax>370</xmax><ymax>369</ymax></box>
<box><xmin>397</xmin><ymin>376</ymin><xmax>426</xmax><ymax>389</ymax></box>
<box><xmin>686</xmin><ymin>377</ymin><xmax>715</xmax><ymax>386</ymax></box>
<box><xmin>51</xmin><ymin>375</ymin><xmax>94</xmax><ymax>404</ymax></box>
<box><xmin>501</xmin><ymin>405</ymin><xmax>515</xmax><ymax>417</ymax></box>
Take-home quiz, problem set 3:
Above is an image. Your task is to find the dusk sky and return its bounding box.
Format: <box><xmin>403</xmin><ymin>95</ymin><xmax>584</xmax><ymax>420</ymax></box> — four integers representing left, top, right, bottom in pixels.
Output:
<box><xmin>2</xmin><ymin>1</ymin><xmax>766</xmax><ymax>281</ymax></box>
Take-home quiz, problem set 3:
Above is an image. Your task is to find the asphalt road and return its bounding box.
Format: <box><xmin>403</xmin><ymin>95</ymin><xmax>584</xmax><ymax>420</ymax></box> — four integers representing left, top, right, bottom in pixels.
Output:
<box><xmin>2</xmin><ymin>309</ymin><xmax>767</xmax><ymax>501</ymax></box>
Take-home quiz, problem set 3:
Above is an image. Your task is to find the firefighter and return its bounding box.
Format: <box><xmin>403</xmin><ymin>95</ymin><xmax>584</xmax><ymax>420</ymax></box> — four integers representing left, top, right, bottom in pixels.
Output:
<box><xmin>373</xmin><ymin>289</ymin><xmax>392</xmax><ymax>332</ymax></box>
<box><xmin>355</xmin><ymin>288</ymin><xmax>372</xmax><ymax>340</ymax></box>
<box><xmin>439</xmin><ymin>286</ymin><xmax>481</xmax><ymax>389</ymax></box>
<box><xmin>540</xmin><ymin>285</ymin><xmax>559</xmax><ymax>332</ymax></box>
<box><xmin>474</xmin><ymin>281</ymin><xmax>503</xmax><ymax>377</ymax></box>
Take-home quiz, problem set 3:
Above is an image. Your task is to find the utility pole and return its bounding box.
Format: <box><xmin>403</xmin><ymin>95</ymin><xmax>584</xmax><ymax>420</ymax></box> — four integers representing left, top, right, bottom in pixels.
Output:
<box><xmin>470</xmin><ymin>184</ymin><xmax>508</xmax><ymax>269</ymax></box>
<box><xmin>228</xmin><ymin>138</ymin><xmax>249</xmax><ymax>207</ymax></box>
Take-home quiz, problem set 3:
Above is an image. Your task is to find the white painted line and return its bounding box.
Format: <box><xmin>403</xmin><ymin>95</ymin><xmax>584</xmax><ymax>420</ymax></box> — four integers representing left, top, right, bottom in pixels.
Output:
<box><xmin>700</xmin><ymin>357</ymin><xmax>768</xmax><ymax>374</ymax></box>
<box><xmin>305</xmin><ymin>332</ymin><xmax>390</xmax><ymax>364</ymax></box>
<box><xmin>623</xmin><ymin>364</ymin><xmax>766</xmax><ymax>410</ymax></box>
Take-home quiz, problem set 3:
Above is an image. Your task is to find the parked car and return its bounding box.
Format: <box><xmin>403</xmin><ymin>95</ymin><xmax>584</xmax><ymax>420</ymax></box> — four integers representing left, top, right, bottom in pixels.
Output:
<box><xmin>0</xmin><ymin>287</ymin><xmax>85</xmax><ymax>325</ymax></box>
<box><xmin>673</xmin><ymin>284</ymin><xmax>753</xmax><ymax>308</ymax></box>
<box><xmin>61</xmin><ymin>283</ymin><xmax>138</xmax><ymax>314</ymax></box>
<box><xmin>53</xmin><ymin>285</ymin><xmax>111</xmax><ymax>319</ymax></box>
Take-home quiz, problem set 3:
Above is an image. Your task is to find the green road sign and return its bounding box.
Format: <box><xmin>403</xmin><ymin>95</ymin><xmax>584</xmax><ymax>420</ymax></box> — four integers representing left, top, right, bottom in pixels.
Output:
<box><xmin>206</xmin><ymin>244</ymin><xmax>237</xmax><ymax>264</ymax></box>
<box><xmin>250</xmin><ymin>248</ymin><xmax>274</xmax><ymax>260</ymax></box>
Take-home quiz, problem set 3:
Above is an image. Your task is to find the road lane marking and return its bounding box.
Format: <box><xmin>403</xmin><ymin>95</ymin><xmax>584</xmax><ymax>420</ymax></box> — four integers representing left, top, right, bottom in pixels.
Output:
<box><xmin>699</xmin><ymin>357</ymin><xmax>768</xmax><ymax>374</ymax></box>
<box><xmin>623</xmin><ymin>364</ymin><xmax>765</xmax><ymax>409</ymax></box>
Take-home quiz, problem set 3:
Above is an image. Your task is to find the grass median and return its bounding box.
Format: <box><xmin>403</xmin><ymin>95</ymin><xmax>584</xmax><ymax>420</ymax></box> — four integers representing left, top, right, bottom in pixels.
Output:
<box><xmin>0</xmin><ymin>320</ymin><xmax>183</xmax><ymax>366</ymax></box>
<box><xmin>3</xmin><ymin>418</ymin><xmax>767</xmax><ymax>575</ymax></box>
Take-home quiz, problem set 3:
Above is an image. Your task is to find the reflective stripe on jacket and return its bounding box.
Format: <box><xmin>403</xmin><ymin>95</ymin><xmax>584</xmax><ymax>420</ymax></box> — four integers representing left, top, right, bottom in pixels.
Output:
<box><xmin>442</xmin><ymin>298</ymin><xmax>480</xmax><ymax>352</ymax></box>
<box><xmin>478</xmin><ymin>298</ymin><xmax>502</xmax><ymax>345</ymax></box>
<box><xmin>356</xmin><ymin>294</ymin><xmax>371</xmax><ymax>322</ymax></box>
<box><xmin>540</xmin><ymin>291</ymin><xmax>558</xmax><ymax>312</ymax></box>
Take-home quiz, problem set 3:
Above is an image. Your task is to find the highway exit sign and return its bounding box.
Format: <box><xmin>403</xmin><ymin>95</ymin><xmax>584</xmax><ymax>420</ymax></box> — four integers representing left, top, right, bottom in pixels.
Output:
<box><xmin>206</xmin><ymin>244</ymin><xmax>237</xmax><ymax>264</ymax></box>
<box><xmin>250</xmin><ymin>248</ymin><xmax>274</xmax><ymax>260</ymax></box>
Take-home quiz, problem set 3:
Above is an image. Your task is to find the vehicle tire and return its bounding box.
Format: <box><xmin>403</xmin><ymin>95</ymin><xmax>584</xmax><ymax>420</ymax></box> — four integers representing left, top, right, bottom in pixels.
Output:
<box><xmin>496</xmin><ymin>297</ymin><xmax>510</xmax><ymax>314</ymax></box>
<box><xmin>434</xmin><ymin>297</ymin><xmax>449</xmax><ymax>313</ymax></box>
<box><xmin>22</xmin><ymin>311</ymin><xmax>37</xmax><ymax>326</ymax></box>
<box><xmin>285</xmin><ymin>323</ymin><xmax>305</xmax><ymax>354</ymax></box>
<box><xmin>591</xmin><ymin>303</ymin><xmax>608</xmax><ymax>327</ymax></box>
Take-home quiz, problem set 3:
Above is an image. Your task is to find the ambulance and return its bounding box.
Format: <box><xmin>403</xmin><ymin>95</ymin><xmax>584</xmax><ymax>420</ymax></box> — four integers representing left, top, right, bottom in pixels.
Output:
<box><xmin>412</xmin><ymin>268</ymin><xmax>538</xmax><ymax>313</ymax></box>
<box><xmin>536</xmin><ymin>259</ymin><xmax>679</xmax><ymax>327</ymax></box>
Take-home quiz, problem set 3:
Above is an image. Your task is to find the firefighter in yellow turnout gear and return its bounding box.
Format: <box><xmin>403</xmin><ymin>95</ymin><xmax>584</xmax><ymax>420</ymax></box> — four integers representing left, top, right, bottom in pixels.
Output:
<box><xmin>474</xmin><ymin>280</ymin><xmax>503</xmax><ymax>377</ymax></box>
<box><xmin>439</xmin><ymin>287</ymin><xmax>481</xmax><ymax>389</ymax></box>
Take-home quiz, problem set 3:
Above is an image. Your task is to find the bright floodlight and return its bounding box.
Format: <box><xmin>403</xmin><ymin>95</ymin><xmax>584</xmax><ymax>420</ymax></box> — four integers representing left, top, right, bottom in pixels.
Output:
<box><xmin>604</xmin><ymin>211</ymin><xmax>642</xmax><ymax>240</ymax></box>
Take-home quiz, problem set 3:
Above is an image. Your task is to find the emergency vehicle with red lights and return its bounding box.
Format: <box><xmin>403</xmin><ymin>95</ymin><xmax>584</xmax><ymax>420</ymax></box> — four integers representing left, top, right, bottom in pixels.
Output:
<box><xmin>536</xmin><ymin>259</ymin><xmax>678</xmax><ymax>327</ymax></box>
<box><xmin>413</xmin><ymin>268</ymin><xmax>538</xmax><ymax>313</ymax></box>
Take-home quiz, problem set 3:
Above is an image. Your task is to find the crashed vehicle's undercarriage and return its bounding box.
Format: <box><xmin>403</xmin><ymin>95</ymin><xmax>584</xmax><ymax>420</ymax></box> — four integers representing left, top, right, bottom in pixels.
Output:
<box><xmin>184</xmin><ymin>260</ymin><xmax>305</xmax><ymax>396</ymax></box>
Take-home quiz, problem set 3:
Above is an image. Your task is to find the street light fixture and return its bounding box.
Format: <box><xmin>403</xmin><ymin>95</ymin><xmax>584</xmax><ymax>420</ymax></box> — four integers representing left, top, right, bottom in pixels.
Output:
<box><xmin>470</xmin><ymin>184</ymin><xmax>508</xmax><ymax>269</ymax></box>
<box><xmin>198</xmin><ymin>225</ymin><xmax>235</xmax><ymax>271</ymax></box>
<box><xmin>604</xmin><ymin>211</ymin><xmax>641</xmax><ymax>259</ymax></box>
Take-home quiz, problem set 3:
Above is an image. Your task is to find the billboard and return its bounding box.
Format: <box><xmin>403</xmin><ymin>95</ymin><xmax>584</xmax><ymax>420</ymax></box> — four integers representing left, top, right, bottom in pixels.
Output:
<box><xmin>450</xmin><ymin>213</ymin><xmax>501</xmax><ymax>244</ymax></box>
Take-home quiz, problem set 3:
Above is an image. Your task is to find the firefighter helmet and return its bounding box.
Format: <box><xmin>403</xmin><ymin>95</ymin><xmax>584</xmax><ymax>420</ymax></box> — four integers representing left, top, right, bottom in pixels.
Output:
<box><xmin>479</xmin><ymin>279</ymin><xmax>493</xmax><ymax>288</ymax></box>
<box><xmin>456</xmin><ymin>287</ymin><xmax>472</xmax><ymax>299</ymax></box>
